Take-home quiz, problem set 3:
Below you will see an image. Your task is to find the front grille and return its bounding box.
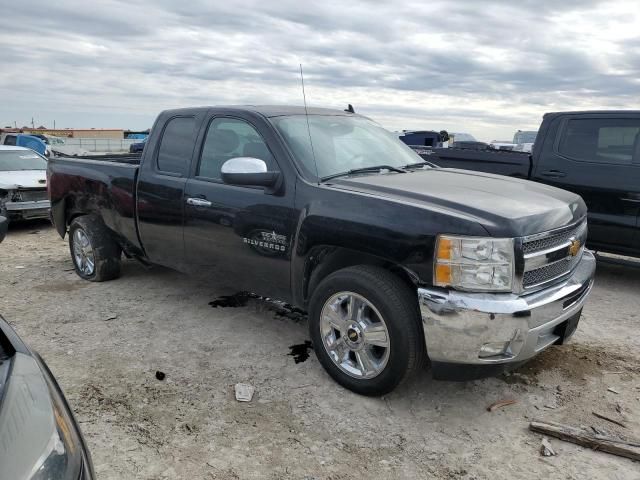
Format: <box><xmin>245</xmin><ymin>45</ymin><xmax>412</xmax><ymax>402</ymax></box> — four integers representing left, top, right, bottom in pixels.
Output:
<box><xmin>523</xmin><ymin>226</ymin><xmax>584</xmax><ymax>255</ymax></box>
<box><xmin>521</xmin><ymin>220</ymin><xmax>587</xmax><ymax>290</ymax></box>
<box><xmin>523</xmin><ymin>254</ymin><xmax>582</xmax><ymax>287</ymax></box>
<box><xmin>15</xmin><ymin>189</ymin><xmax>48</xmax><ymax>202</ymax></box>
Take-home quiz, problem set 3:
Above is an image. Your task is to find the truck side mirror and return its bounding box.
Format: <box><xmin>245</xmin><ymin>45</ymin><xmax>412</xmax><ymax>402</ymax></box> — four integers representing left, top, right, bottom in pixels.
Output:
<box><xmin>0</xmin><ymin>216</ymin><xmax>8</xmax><ymax>243</ymax></box>
<box><xmin>221</xmin><ymin>157</ymin><xmax>281</xmax><ymax>189</ymax></box>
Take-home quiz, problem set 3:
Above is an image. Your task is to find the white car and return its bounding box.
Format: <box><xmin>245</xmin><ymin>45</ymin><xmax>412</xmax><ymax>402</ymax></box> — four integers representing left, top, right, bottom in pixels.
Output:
<box><xmin>513</xmin><ymin>142</ymin><xmax>534</xmax><ymax>153</ymax></box>
<box><xmin>0</xmin><ymin>146</ymin><xmax>50</xmax><ymax>221</ymax></box>
<box><xmin>489</xmin><ymin>141</ymin><xmax>517</xmax><ymax>151</ymax></box>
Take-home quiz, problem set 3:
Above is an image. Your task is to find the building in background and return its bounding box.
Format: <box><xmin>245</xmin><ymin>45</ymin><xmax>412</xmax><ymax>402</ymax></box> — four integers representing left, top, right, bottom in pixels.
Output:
<box><xmin>0</xmin><ymin>128</ymin><xmax>124</xmax><ymax>139</ymax></box>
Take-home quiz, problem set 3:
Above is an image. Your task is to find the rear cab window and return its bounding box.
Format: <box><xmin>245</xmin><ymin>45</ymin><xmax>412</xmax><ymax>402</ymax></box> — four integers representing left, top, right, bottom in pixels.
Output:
<box><xmin>558</xmin><ymin>118</ymin><xmax>640</xmax><ymax>165</ymax></box>
<box><xmin>156</xmin><ymin>117</ymin><xmax>196</xmax><ymax>175</ymax></box>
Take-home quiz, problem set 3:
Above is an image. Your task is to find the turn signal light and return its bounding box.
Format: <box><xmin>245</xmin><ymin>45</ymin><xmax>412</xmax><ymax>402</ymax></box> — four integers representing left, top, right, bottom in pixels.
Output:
<box><xmin>435</xmin><ymin>264</ymin><xmax>452</xmax><ymax>284</ymax></box>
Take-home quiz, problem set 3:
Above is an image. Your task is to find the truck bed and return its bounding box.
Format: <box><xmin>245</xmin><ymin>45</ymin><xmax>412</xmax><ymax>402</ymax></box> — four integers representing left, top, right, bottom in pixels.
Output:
<box><xmin>52</xmin><ymin>151</ymin><xmax>142</xmax><ymax>165</ymax></box>
<box><xmin>421</xmin><ymin>147</ymin><xmax>532</xmax><ymax>178</ymax></box>
<box><xmin>47</xmin><ymin>155</ymin><xmax>143</xmax><ymax>254</ymax></box>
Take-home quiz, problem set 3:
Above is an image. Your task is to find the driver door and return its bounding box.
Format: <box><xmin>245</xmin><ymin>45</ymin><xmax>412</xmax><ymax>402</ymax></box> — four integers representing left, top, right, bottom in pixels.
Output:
<box><xmin>183</xmin><ymin>114</ymin><xmax>296</xmax><ymax>300</ymax></box>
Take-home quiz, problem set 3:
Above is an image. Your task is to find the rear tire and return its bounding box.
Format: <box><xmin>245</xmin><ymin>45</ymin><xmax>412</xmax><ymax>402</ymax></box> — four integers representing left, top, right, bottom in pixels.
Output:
<box><xmin>309</xmin><ymin>265</ymin><xmax>425</xmax><ymax>396</ymax></box>
<box><xmin>69</xmin><ymin>216</ymin><xmax>121</xmax><ymax>281</ymax></box>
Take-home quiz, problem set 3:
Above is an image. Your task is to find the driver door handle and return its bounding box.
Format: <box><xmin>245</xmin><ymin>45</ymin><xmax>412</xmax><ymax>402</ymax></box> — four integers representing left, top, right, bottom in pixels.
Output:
<box><xmin>186</xmin><ymin>197</ymin><xmax>212</xmax><ymax>207</ymax></box>
<box><xmin>540</xmin><ymin>169</ymin><xmax>566</xmax><ymax>178</ymax></box>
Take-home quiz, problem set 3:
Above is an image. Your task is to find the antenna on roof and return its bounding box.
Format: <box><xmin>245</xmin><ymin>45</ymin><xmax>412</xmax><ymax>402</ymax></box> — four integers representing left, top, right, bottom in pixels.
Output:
<box><xmin>345</xmin><ymin>104</ymin><xmax>355</xmax><ymax>113</ymax></box>
<box><xmin>299</xmin><ymin>64</ymin><xmax>320</xmax><ymax>184</ymax></box>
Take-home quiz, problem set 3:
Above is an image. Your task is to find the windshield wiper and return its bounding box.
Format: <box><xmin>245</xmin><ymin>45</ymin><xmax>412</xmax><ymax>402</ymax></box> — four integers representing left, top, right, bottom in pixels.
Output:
<box><xmin>403</xmin><ymin>161</ymin><xmax>438</xmax><ymax>169</ymax></box>
<box><xmin>320</xmin><ymin>165</ymin><xmax>406</xmax><ymax>182</ymax></box>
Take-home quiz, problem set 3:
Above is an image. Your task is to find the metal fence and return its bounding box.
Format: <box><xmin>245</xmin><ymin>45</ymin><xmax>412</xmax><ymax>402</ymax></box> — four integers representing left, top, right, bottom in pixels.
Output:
<box><xmin>58</xmin><ymin>138</ymin><xmax>141</xmax><ymax>153</ymax></box>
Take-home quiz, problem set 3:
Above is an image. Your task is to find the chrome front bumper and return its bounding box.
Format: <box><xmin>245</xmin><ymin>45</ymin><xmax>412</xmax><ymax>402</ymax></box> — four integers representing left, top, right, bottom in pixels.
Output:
<box><xmin>418</xmin><ymin>250</ymin><xmax>596</xmax><ymax>371</ymax></box>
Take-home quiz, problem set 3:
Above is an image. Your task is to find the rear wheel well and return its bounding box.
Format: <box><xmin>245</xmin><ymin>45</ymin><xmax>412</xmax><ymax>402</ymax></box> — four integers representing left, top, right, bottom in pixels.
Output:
<box><xmin>304</xmin><ymin>247</ymin><xmax>418</xmax><ymax>307</ymax></box>
<box><xmin>64</xmin><ymin>198</ymin><xmax>98</xmax><ymax>235</ymax></box>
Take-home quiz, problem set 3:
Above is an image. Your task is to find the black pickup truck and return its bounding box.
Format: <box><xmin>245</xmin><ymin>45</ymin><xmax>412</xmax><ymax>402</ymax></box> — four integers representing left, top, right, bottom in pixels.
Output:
<box><xmin>48</xmin><ymin>106</ymin><xmax>596</xmax><ymax>395</ymax></box>
<box><xmin>426</xmin><ymin>111</ymin><xmax>640</xmax><ymax>257</ymax></box>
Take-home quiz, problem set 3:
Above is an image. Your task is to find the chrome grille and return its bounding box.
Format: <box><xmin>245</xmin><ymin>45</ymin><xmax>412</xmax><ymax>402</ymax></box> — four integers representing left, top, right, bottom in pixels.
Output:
<box><xmin>522</xmin><ymin>227</ymin><xmax>584</xmax><ymax>255</ymax></box>
<box><xmin>523</xmin><ymin>254</ymin><xmax>583</xmax><ymax>287</ymax></box>
<box><xmin>521</xmin><ymin>220</ymin><xmax>587</xmax><ymax>290</ymax></box>
<box><xmin>16</xmin><ymin>189</ymin><xmax>48</xmax><ymax>202</ymax></box>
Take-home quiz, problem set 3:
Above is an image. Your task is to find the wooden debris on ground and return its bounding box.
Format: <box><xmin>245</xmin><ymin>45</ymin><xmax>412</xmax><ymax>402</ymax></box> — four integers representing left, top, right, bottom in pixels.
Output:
<box><xmin>592</xmin><ymin>411</ymin><xmax>627</xmax><ymax>429</ymax></box>
<box><xmin>529</xmin><ymin>420</ymin><xmax>640</xmax><ymax>462</ymax></box>
<box><xmin>540</xmin><ymin>437</ymin><xmax>556</xmax><ymax>457</ymax></box>
<box><xmin>486</xmin><ymin>399</ymin><xmax>517</xmax><ymax>412</ymax></box>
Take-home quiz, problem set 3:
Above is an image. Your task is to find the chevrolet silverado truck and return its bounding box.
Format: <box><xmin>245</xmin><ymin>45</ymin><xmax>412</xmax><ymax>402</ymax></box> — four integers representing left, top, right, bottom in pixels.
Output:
<box><xmin>425</xmin><ymin>111</ymin><xmax>640</xmax><ymax>257</ymax></box>
<box><xmin>47</xmin><ymin>106</ymin><xmax>596</xmax><ymax>396</ymax></box>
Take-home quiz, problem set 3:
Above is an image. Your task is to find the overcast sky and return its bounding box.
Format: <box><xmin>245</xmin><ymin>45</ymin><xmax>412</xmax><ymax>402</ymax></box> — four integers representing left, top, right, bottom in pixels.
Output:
<box><xmin>1</xmin><ymin>0</ymin><xmax>638</xmax><ymax>140</ymax></box>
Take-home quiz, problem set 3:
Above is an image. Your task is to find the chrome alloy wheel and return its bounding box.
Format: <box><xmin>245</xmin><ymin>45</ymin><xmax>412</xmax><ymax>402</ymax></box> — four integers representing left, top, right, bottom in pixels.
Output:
<box><xmin>319</xmin><ymin>292</ymin><xmax>391</xmax><ymax>379</ymax></box>
<box><xmin>72</xmin><ymin>228</ymin><xmax>95</xmax><ymax>276</ymax></box>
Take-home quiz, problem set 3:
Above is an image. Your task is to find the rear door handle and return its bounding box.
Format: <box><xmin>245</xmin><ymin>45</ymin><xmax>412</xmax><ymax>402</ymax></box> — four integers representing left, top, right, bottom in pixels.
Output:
<box><xmin>186</xmin><ymin>197</ymin><xmax>212</xmax><ymax>207</ymax></box>
<box><xmin>540</xmin><ymin>169</ymin><xmax>566</xmax><ymax>178</ymax></box>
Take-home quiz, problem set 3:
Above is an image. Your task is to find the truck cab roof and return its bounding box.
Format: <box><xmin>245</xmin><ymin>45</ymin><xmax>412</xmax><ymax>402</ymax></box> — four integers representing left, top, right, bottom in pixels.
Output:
<box><xmin>159</xmin><ymin>105</ymin><xmax>358</xmax><ymax>118</ymax></box>
<box><xmin>544</xmin><ymin>110</ymin><xmax>640</xmax><ymax>117</ymax></box>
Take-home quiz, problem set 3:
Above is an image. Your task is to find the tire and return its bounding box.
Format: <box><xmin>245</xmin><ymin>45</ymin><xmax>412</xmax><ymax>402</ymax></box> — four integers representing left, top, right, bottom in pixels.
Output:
<box><xmin>309</xmin><ymin>265</ymin><xmax>425</xmax><ymax>396</ymax></box>
<box><xmin>69</xmin><ymin>215</ymin><xmax>121</xmax><ymax>282</ymax></box>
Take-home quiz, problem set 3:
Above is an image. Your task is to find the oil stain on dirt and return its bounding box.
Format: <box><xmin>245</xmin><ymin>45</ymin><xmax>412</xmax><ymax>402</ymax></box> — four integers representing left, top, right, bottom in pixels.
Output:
<box><xmin>209</xmin><ymin>292</ymin><xmax>308</xmax><ymax>323</ymax></box>
<box><xmin>288</xmin><ymin>341</ymin><xmax>313</xmax><ymax>363</ymax></box>
<box><xmin>208</xmin><ymin>292</ymin><xmax>257</xmax><ymax>308</ymax></box>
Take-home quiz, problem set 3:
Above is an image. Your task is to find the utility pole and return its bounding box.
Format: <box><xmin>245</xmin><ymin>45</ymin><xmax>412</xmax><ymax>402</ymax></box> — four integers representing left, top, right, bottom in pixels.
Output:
<box><xmin>31</xmin><ymin>117</ymin><xmax>34</xmax><ymax>128</ymax></box>
<box><xmin>54</xmin><ymin>120</ymin><xmax>56</xmax><ymax>129</ymax></box>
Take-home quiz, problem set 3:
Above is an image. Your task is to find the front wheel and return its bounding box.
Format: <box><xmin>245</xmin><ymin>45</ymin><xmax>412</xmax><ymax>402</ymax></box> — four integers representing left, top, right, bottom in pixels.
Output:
<box><xmin>69</xmin><ymin>216</ymin><xmax>121</xmax><ymax>282</ymax></box>
<box><xmin>309</xmin><ymin>265</ymin><xmax>425</xmax><ymax>396</ymax></box>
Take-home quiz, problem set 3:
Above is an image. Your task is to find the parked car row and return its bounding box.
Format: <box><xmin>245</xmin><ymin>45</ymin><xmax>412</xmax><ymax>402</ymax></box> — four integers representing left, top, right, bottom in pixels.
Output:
<box><xmin>4</xmin><ymin>106</ymin><xmax>638</xmax><ymax>396</ymax></box>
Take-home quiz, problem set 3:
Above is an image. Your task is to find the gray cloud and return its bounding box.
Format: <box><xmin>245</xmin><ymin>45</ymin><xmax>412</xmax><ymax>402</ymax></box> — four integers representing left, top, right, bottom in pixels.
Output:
<box><xmin>0</xmin><ymin>0</ymin><xmax>638</xmax><ymax>139</ymax></box>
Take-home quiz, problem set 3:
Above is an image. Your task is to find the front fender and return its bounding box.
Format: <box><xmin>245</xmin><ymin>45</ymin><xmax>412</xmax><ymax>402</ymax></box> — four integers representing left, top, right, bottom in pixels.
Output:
<box><xmin>290</xmin><ymin>210</ymin><xmax>434</xmax><ymax>307</ymax></box>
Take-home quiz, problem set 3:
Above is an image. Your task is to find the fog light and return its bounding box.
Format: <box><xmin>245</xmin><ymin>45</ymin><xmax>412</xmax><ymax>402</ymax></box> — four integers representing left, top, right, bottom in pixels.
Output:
<box><xmin>478</xmin><ymin>341</ymin><xmax>512</xmax><ymax>358</ymax></box>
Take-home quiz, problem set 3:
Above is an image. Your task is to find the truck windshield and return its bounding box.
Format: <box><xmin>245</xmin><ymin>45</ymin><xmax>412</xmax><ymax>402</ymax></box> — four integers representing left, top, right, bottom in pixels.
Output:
<box><xmin>0</xmin><ymin>150</ymin><xmax>47</xmax><ymax>171</ymax></box>
<box><xmin>271</xmin><ymin>115</ymin><xmax>425</xmax><ymax>180</ymax></box>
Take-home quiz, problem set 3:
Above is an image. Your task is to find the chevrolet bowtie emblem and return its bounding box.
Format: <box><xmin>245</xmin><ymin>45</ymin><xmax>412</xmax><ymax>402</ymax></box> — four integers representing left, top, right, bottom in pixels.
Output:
<box><xmin>568</xmin><ymin>238</ymin><xmax>581</xmax><ymax>257</ymax></box>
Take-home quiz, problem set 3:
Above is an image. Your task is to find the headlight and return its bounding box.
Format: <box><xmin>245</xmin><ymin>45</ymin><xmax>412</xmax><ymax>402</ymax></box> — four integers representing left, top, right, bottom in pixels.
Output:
<box><xmin>0</xmin><ymin>353</ymin><xmax>90</xmax><ymax>480</ymax></box>
<box><xmin>434</xmin><ymin>235</ymin><xmax>514</xmax><ymax>292</ymax></box>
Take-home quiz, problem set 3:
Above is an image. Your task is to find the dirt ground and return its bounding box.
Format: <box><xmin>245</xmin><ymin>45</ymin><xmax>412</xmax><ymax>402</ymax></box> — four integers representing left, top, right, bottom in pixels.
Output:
<box><xmin>1</xmin><ymin>220</ymin><xmax>639</xmax><ymax>480</ymax></box>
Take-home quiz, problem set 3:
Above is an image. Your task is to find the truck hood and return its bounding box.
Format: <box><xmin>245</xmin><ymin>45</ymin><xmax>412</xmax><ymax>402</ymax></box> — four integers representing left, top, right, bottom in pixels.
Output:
<box><xmin>0</xmin><ymin>170</ymin><xmax>47</xmax><ymax>190</ymax></box>
<box><xmin>329</xmin><ymin>168</ymin><xmax>586</xmax><ymax>237</ymax></box>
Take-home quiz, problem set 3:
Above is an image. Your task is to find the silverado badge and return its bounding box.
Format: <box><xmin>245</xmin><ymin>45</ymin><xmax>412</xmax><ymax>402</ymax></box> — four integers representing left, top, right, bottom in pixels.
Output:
<box><xmin>568</xmin><ymin>238</ymin><xmax>581</xmax><ymax>257</ymax></box>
